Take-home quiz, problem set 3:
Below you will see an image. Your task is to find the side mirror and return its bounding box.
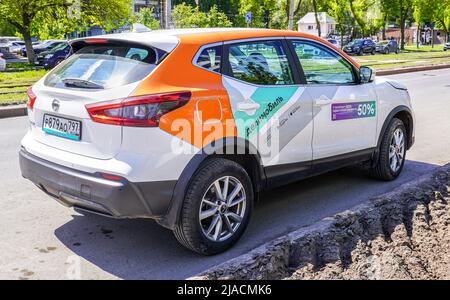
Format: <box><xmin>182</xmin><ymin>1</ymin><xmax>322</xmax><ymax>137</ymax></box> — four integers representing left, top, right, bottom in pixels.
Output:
<box><xmin>360</xmin><ymin>66</ymin><xmax>375</xmax><ymax>83</ymax></box>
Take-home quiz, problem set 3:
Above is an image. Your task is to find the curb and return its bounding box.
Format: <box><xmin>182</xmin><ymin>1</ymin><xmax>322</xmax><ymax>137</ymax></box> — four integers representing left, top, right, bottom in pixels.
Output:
<box><xmin>377</xmin><ymin>63</ymin><xmax>450</xmax><ymax>75</ymax></box>
<box><xmin>189</xmin><ymin>163</ymin><xmax>450</xmax><ymax>279</ymax></box>
<box><xmin>0</xmin><ymin>104</ymin><xmax>27</xmax><ymax>119</ymax></box>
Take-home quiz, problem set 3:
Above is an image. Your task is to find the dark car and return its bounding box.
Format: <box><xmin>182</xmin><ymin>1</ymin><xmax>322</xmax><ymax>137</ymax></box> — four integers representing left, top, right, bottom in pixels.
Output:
<box><xmin>35</xmin><ymin>42</ymin><xmax>71</xmax><ymax>69</ymax></box>
<box><xmin>21</xmin><ymin>40</ymin><xmax>66</xmax><ymax>57</ymax></box>
<box><xmin>376</xmin><ymin>40</ymin><xmax>399</xmax><ymax>54</ymax></box>
<box><xmin>343</xmin><ymin>39</ymin><xmax>376</xmax><ymax>56</ymax></box>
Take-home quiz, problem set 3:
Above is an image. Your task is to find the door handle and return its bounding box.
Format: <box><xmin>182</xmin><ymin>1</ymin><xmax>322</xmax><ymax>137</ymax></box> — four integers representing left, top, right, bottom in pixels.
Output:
<box><xmin>237</xmin><ymin>100</ymin><xmax>260</xmax><ymax>116</ymax></box>
<box><xmin>314</xmin><ymin>95</ymin><xmax>332</xmax><ymax>106</ymax></box>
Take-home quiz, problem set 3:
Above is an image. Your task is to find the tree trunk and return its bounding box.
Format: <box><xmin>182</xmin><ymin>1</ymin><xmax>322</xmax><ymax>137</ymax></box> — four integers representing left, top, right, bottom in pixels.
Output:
<box><xmin>22</xmin><ymin>27</ymin><xmax>35</xmax><ymax>64</ymax></box>
<box><xmin>399</xmin><ymin>12</ymin><xmax>405</xmax><ymax>50</ymax></box>
<box><xmin>20</xmin><ymin>13</ymin><xmax>35</xmax><ymax>64</ymax></box>
<box><xmin>416</xmin><ymin>24</ymin><xmax>420</xmax><ymax>49</ymax></box>
<box><xmin>287</xmin><ymin>0</ymin><xmax>295</xmax><ymax>30</ymax></box>
<box><xmin>312</xmin><ymin>0</ymin><xmax>321</xmax><ymax>37</ymax></box>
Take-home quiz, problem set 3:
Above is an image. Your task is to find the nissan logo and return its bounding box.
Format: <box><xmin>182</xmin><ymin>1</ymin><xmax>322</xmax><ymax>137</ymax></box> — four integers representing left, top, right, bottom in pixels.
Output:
<box><xmin>52</xmin><ymin>99</ymin><xmax>60</xmax><ymax>112</ymax></box>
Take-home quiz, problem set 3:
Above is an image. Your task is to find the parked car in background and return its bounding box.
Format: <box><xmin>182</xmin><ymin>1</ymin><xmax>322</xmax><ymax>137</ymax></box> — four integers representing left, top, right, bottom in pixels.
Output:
<box><xmin>21</xmin><ymin>40</ymin><xmax>66</xmax><ymax>57</ymax></box>
<box><xmin>343</xmin><ymin>39</ymin><xmax>376</xmax><ymax>55</ymax></box>
<box><xmin>36</xmin><ymin>42</ymin><xmax>71</xmax><ymax>69</ymax></box>
<box><xmin>0</xmin><ymin>36</ymin><xmax>21</xmax><ymax>48</ymax></box>
<box><xmin>376</xmin><ymin>40</ymin><xmax>399</xmax><ymax>54</ymax></box>
<box><xmin>0</xmin><ymin>53</ymin><xmax>6</xmax><ymax>72</ymax></box>
<box><xmin>326</xmin><ymin>38</ymin><xmax>341</xmax><ymax>49</ymax></box>
<box><xmin>9</xmin><ymin>41</ymin><xmax>26</xmax><ymax>54</ymax></box>
<box><xmin>444</xmin><ymin>42</ymin><xmax>450</xmax><ymax>51</ymax></box>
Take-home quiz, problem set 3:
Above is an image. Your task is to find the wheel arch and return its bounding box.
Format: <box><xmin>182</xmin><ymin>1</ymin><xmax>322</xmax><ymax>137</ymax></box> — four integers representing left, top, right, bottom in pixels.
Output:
<box><xmin>372</xmin><ymin>105</ymin><xmax>414</xmax><ymax>165</ymax></box>
<box><xmin>156</xmin><ymin>137</ymin><xmax>265</xmax><ymax>230</ymax></box>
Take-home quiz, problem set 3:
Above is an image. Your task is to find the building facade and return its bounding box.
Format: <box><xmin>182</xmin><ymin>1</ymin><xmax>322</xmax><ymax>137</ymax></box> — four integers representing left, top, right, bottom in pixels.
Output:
<box><xmin>297</xmin><ymin>12</ymin><xmax>336</xmax><ymax>38</ymax></box>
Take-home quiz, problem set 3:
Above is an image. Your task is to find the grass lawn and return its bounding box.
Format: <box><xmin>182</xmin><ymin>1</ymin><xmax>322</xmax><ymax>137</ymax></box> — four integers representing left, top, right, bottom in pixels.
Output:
<box><xmin>403</xmin><ymin>45</ymin><xmax>447</xmax><ymax>52</ymax></box>
<box><xmin>0</xmin><ymin>69</ymin><xmax>47</xmax><ymax>84</ymax></box>
<box><xmin>0</xmin><ymin>69</ymin><xmax>47</xmax><ymax>106</ymax></box>
<box><xmin>6</xmin><ymin>62</ymin><xmax>38</xmax><ymax>70</ymax></box>
<box><xmin>354</xmin><ymin>50</ymin><xmax>450</xmax><ymax>70</ymax></box>
<box><xmin>0</xmin><ymin>92</ymin><xmax>28</xmax><ymax>106</ymax></box>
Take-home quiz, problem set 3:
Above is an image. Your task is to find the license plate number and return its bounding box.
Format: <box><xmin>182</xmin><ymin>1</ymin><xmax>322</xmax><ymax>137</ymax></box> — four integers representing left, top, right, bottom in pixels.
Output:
<box><xmin>42</xmin><ymin>114</ymin><xmax>81</xmax><ymax>141</ymax></box>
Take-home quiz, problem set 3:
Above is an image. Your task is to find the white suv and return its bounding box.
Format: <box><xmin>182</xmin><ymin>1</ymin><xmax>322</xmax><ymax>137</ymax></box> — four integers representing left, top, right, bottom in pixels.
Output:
<box><xmin>19</xmin><ymin>29</ymin><xmax>415</xmax><ymax>255</ymax></box>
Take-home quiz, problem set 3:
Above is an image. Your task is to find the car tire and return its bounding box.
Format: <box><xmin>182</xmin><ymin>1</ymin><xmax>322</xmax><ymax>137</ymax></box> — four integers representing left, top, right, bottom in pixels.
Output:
<box><xmin>174</xmin><ymin>158</ymin><xmax>253</xmax><ymax>255</ymax></box>
<box><xmin>358</xmin><ymin>49</ymin><xmax>364</xmax><ymax>56</ymax></box>
<box><xmin>369</xmin><ymin>118</ymin><xmax>407</xmax><ymax>181</ymax></box>
<box><xmin>396</xmin><ymin>49</ymin><xmax>399</xmax><ymax>54</ymax></box>
<box><xmin>385</xmin><ymin>48</ymin><xmax>390</xmax><ymax>54</ymax></box>
<box><xmin>371</xmin><ymin>49</ymin><xmax>376</xmax><ymax>55</ymax></box>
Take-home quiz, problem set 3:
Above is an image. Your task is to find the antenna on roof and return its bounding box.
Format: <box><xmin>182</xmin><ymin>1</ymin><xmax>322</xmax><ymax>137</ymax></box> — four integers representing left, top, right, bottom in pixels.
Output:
<box><xmin>132</xmin><ymin>23</ymin><xmax>152</xmax><ymax>33</ymax></box>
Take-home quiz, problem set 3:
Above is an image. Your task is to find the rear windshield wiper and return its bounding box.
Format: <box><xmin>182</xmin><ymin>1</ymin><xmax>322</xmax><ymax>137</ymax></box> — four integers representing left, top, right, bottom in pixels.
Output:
<box><xmin>62</xmin><ymin>78</ymin><xmax>104</xmax><ymax>89</ymax></box>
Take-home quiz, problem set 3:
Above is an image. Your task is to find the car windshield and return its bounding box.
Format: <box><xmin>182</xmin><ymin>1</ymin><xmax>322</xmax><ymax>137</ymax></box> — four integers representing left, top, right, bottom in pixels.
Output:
<box><xmin>349</xmin><ymin>40</ymin><xmax>363</xmax><ymax>46</ymax></box>
<box><xmin>45</xmin><ymin>44</ymin><xmax>161</xmax><ymax>90</ymax></box>
<box><xmin>49</xmin><ymin>43</ymin><xmax>68</xmax><ymax>53</ymax></box>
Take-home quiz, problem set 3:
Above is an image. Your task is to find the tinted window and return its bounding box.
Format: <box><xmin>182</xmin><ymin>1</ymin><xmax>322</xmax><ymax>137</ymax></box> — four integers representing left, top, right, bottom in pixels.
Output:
<box><xmin>45</xmin><ymin>45</ymin><xmax>159</xmax><ymax>89</ymax></box>
<box><xmin>291</xmin><ymin>41</ymin><xmax>356</xmax><ymax>85</ymax></box>
<box><xmin>196</xmin><ymin>45</ymin><xmax>221</xmax><ymax>72</ymax></box>
<box><xmin>226</xmin><ymin>40</ymin><xmax>294</xmax><ymax>85</ymax></box>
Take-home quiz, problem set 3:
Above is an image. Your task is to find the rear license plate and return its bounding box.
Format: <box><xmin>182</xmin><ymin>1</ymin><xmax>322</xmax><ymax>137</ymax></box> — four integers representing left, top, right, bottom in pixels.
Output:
<box><xmin>42</xmin><ymin>114</ymin><xmax>82</xmax><ymax>141</ymax></box>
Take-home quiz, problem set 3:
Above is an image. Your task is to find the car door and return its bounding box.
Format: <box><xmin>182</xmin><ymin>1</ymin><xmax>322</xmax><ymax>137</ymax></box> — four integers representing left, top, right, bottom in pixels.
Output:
<box><xmin>221</xmin><ymin>38</ymin><xmax>314</xmax><ymax>170</ymax></box>
<box><xmin>288</xmin><ymin>39</ymin><xmax>378</xmax><ymax>161</ymax></box>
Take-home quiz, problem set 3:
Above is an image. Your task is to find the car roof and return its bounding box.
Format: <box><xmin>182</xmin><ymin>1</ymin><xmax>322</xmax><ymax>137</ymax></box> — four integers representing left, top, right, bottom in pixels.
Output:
<box><xmin>72</xmin><ymin>28</ymin><xmax>331</xmax><ymax>51</ymax></box>
<box><xmin>70</xmin><ymin>28</ymin><xmax>359</xmax><ymax>67</ymax></box>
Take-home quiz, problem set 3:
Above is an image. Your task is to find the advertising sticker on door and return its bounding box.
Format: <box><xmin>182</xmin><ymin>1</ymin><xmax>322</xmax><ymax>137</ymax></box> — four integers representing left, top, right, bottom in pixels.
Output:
<box><xmin>332</xmin><ymin>101</ymin><xmax>376</xmax><ymax>121</ymax></box>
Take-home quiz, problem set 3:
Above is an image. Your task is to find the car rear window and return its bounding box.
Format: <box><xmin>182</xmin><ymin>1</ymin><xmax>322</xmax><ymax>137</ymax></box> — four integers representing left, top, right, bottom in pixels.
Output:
<box><xmin>44</xmin><ymin>44</ymin><xmax>162</xmax><ymax>90</ymax></box>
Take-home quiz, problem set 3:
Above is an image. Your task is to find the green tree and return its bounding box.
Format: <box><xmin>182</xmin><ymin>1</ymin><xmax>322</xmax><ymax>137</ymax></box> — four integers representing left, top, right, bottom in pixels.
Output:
<box><xmin>432</xmin><ymin>0</ymin><xmax>450</xmax><ymax>42</ymax></box>
<box><xmin>0</xmin><ymin>0</ymin><xmax>132</xmax><ymax>63</ymax></box>
<box><xmin>131</xmin><ymin>7</ymin><xmax>160</xmax><ymax>30</ymax></box>
<box><xmin>172</xmin><ymin>3</ymin><xmax>232</xmax><ymax>28</ymax></box>
<box><xmin>238</xmin><ymin>0</ymin><xmax>277</xmax><ymax>28</ymax></box>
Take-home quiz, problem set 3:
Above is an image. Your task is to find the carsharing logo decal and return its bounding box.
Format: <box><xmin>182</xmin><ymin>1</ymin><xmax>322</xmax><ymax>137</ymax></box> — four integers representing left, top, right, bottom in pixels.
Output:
<box><xmin>234</xmin><ymin>87</ymin><xmax>298</xmax><ymax>138</ymax></box>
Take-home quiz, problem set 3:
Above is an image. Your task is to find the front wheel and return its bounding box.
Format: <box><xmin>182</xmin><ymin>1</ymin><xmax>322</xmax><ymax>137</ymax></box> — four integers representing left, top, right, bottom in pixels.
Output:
<box><xmin>369</xmin><ymin>118</ymin><xmax>407</xmax><ymax>180</ymax></box>
<box><xmin>174</xmin><ymin>158</ymin><xmax>253</xmax><ymax>255</ymax></box>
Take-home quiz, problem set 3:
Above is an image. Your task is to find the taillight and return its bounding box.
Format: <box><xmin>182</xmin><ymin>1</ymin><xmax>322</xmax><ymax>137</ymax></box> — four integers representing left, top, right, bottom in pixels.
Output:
<box><xmin>85</xmin><ymin>91</ymin><xmax>191</xmax><ymax>127</ymax></box>
<box><xmin>27</xmin><ymin>87</ymin><xmax>37</xmax><ymax>110</ymax></box>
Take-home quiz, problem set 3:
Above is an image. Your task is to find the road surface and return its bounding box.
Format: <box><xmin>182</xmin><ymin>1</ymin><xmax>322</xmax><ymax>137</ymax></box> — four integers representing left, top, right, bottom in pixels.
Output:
<box><xmin>1</xmin><ymin>69</ymin><xmax>449</xmax><ymax>279</ymax></box>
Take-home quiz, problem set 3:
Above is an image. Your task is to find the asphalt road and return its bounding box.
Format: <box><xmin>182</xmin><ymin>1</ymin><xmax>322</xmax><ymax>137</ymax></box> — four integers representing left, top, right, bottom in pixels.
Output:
<box><xmin>1</xmin><ymin>69</ymin><xmax>449</xmax><ymax>279</ymax></box>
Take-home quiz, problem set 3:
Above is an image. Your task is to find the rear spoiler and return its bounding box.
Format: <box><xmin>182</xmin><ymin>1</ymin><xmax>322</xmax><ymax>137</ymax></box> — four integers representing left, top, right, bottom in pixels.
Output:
<box><xmin>69</xmin><ymin>38</ymin><xmax>170</xmax><ymax>65</ymax></box>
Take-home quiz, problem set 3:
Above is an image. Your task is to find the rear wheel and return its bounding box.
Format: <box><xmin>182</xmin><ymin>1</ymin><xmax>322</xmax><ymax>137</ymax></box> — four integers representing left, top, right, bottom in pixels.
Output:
<box><xmin>385</xmin><ymin>48</ymin><xmax>390</xmax><ymax>54</ymax></box>
<box><xmin>369</xmin><ymin>118</ymin><xmax>407</xmax><ymax>180</ymax></box>
<box><xmin>358</xmin><ymin>49</ymin><xmax>364</xmax><ymax>56</ymax></box>
<box><xmin>174</xmin><ymin>158</ymin><xmax>253</xmax><ymax>255</ymax></box>
<box><xmin>371</xmin><ymin>49</ymin><xmax>376</xmax><ymax>55</ymax></box>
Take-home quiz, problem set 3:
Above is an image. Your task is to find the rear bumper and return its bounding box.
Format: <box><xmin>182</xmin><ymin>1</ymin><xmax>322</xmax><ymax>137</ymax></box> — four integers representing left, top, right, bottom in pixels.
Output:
<box><xmin>19</xmin><ymin>148</ymin><xmax>176</xmax><ymax>220</ymax></box>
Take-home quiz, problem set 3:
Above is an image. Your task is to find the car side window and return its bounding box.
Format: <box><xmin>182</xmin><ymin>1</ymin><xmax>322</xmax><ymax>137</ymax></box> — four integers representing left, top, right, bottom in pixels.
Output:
<box><xmin>290</xmin><ymin>41</ymin><xmax>356</xmax><ymax>85</ymax></box>
<box><xmin>225</xmin><ymin>40</ymin><xmax>294</xmax><ymax>85</ymax></box>
<box><xmin>196</xmin><ymin>45</ymin><xmax>222</xmax><ymax>73</ymax></box>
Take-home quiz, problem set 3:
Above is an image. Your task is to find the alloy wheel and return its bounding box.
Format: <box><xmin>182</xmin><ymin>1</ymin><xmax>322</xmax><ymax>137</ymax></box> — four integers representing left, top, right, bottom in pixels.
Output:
<box><xmin>389</xmin><ymin>128</ymin><xmax>405</xmax><ymax>172</ymax></box>
<box><xmin>199</xmin><ymin>176</ymin><xmax>246</xmax><ymax>242</ymax></box>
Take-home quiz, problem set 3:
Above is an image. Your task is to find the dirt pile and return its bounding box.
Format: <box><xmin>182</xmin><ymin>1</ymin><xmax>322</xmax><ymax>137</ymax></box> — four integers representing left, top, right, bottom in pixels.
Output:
<box><xmin>192</xmin><ymin>164</ymin><xmax>450</xmax><ymax>280</ymax></box>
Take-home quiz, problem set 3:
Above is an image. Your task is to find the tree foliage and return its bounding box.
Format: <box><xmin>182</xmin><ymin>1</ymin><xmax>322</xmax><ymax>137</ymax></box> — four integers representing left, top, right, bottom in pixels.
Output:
<box><xmin>0</xmin><ymin>0</ymin><xmax>132</xmax><ymax>62</ymax></box>
<box><xmin>172</xmin><ymin>3</ymin><xmax>232</xmax><ymax>28</ymax></box>
<box><xmin>131</xmin><ymin>7</ymin><xmax>160</xmax><ymax>30</ymax></box>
